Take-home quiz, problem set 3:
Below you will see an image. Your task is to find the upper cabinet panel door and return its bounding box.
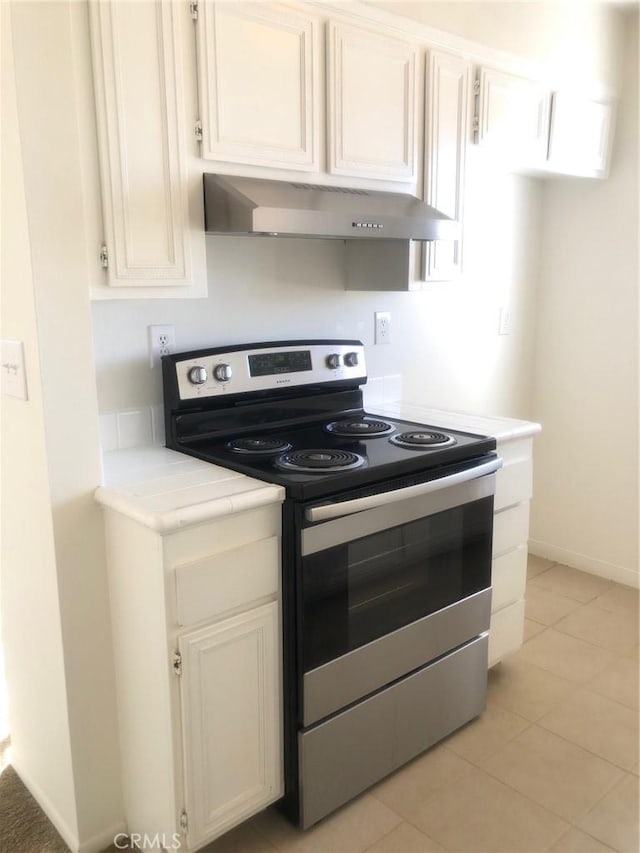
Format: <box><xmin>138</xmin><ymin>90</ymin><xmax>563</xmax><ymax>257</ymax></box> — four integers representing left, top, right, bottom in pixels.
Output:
<box><xmin>423</xmin><ymin>50</ymin><xmax>470</xmax><ymax>281</ymax></box>
<box><xmin>476</xmin><ymin>67</ymin><xmax>550</xmax><ymax>167</ymax></box>
<box><xmin>547</xmin><ymin>92</ymin><xmax>615</xmax><ymax>178</ymax></box>
<box><xmin>197</xmin><ymin>2</ymin><xmax>319</xmax><ymax>171</ymax></box>
<box><xmin>327</xmin><ymin>22</ymin><xmax>418</xmax><ymax>181</ymax></box>
<box><xmin>89</xmin><ymin>1</ymin><xmax>202</xmax><ymax>288</ymax></box>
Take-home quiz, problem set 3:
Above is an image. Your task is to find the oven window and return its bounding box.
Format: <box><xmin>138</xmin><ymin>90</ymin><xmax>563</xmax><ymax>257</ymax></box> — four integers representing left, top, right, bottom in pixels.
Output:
<box><xmin>301</xmin><ymin>496</ymin><xmax>493</xmax><ymax>672</ymax></box>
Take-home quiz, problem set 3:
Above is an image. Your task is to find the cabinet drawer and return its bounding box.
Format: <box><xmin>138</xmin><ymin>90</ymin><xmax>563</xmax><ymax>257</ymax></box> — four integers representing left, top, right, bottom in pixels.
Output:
<box><xmin>495</xmin><ymin>458</ymin><xmax>533</xmax><ymax>511</ymax></box>
<box><xmin>176</xmin><ymin>536</ymin><xmax>279</xmax><ymax>626</ymax></box>
<box><xmin>488</xmin><ymin>599</ymin><xmax>525</xmax><ymax>667</ymax></box>
<box><xmin>492</xmin><ymin>502</ymin><xmax>530</xmax><ymax>557</ymax></box>
<box><xmin>491</xmin><ymin>546</ymin><xmax>527</xmax><ymax>613</ymax></box>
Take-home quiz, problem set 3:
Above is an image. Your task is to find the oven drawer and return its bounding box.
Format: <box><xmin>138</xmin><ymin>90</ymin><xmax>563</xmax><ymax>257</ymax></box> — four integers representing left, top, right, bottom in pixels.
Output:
<box><xmin>298</xmin><ymin>633</ymin><xmax>488</xmax><ymax>829</ymax></box>
<box><xmin>303</xmin><ymin>587</ymin><xmax>491</xmax><ymax>726</ymax></box>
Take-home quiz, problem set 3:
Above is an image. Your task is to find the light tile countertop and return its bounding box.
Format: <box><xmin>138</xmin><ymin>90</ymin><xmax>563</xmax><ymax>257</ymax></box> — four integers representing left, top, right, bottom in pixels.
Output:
<box><xmin>95</xmin><ymin>446</ymin><xmax>284</xmax><ymax>533</ymax></box>
<box><xmin>94</xmin><ymin>405</ymin><xmax>540</xmax><ymax>533</ymax></box>
<box><xmin>373</xmin><ymin>402</ymin><xmax>541</xmax><ymax>443</ymax></box>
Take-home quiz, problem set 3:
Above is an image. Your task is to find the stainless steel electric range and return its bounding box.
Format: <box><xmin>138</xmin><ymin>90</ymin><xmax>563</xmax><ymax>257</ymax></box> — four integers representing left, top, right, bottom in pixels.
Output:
<box><xmin>162</xmin><ymin>340</ymin><xmax>501</xmax><ymax>829</ymax></box>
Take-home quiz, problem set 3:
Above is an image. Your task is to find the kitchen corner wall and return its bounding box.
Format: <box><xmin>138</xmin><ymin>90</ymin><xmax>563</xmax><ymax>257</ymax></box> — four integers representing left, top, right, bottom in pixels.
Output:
<box><xmin>530</xmin><ymin>9</ymin><xmax>639</xmax><ymax>588</ymax></box>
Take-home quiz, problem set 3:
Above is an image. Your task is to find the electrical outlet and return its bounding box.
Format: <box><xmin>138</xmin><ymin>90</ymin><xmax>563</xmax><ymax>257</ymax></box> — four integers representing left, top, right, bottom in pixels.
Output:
<box><xmin>148</xmin><ymin>324</ymin><xmax>175</xmax><ymax>367</ymax></box>
<box><xmin>498</xmin><ymin>307</ymin><xmax>512</xmax><ymax>336</ymax></box>
<box><xmin>374</xmin><ymin>312</ymin><xmax>391</xmax><ymax>345</ymax></box>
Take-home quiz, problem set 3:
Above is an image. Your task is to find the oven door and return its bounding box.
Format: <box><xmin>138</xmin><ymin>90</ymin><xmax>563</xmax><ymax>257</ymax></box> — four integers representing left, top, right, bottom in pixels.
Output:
<box><xmin>298</xmin><ymin>455</ymin><xmax>500</xmax><ymax>726</ymax></box>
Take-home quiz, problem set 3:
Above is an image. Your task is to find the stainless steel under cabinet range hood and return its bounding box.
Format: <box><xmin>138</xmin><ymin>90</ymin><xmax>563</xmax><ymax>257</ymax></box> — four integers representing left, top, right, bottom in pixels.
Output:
<box><xmin>203</xmin><ymin>173</ymin><xmax>458</xmax><ymax>242</ymax></box>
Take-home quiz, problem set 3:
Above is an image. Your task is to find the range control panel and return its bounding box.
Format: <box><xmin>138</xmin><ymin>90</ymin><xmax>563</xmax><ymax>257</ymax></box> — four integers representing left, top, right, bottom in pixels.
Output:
<box><xmin>172</xmin><ymin>342</ymin><xmax>367</xmax><ymax>401</ymax></box>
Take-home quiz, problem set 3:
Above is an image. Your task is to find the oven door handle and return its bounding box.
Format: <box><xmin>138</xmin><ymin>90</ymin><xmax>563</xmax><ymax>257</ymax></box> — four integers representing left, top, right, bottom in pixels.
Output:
<box><xmin>305</xmin><ymin>456</ymin><xmax>502</xmax><ymax>523</ymax></box>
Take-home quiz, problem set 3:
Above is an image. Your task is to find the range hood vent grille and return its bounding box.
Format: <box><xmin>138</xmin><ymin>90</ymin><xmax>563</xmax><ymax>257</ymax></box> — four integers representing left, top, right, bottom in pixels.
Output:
<box><xmin>289</xmin><ymin>183</ymin><xmax>369</xmax><ymax>196</ymax></box>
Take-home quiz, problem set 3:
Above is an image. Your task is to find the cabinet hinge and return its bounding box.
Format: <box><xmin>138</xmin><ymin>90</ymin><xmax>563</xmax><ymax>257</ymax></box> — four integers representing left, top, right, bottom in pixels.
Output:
<box><xmin>194</xmin><ymin>119</ymin><xmax>203</xmax><ymax>142</ymax></box>
<box><xmin>180</xmin><ymin>809</ymin><xmax>189</xmax><ymax>833</ymax></box>
<box><xmin>172</xmin><ymin>650</ymin><xmax>182</xmax><ymax>676</ymax></box>
<box><xmin>473</xmin><ymin>78</ymin><xmax>481</xmax><ymax>96</ymax></box>
<box><xmin>472</xmin><ymin>115</ymin><xmax>480</xmax><ymax>133</ymax></box>
<box><xmin>189</xmin><ymin>0</ymin><xmax>198</xmax><ymax>21</ymax></box>
<box><xmin>99</xmin><ymin>244</ymin><xmax>109</xmax><ymax>269</ymax></box>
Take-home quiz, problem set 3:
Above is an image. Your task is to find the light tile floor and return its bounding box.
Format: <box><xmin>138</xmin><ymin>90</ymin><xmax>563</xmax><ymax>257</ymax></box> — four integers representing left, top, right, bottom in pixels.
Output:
<box><xmin>205</xmin><ymin>557</ymin><xmax>639</xmax><ymax>853</ymax></box>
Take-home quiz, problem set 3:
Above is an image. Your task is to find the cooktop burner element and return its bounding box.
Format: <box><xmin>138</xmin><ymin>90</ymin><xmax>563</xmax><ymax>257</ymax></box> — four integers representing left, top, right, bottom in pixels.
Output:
<box><xmin>275</xmin><ymin>449</ymin><xmax>365</xmax><ymax>473</ymax></box>
<box><xmin>325</xmin><ymin>418</ymin><xmax>394</xmax><ymax>437</ymax></box>
<box><xmin>226</xmin><ymin>437</ymin><xmax>293</xmax><ymax>455</ymax></box>
<box><xmin>390</xmin><ymin>430</ymin><xmax>457</xmax><ymax>449</ymax></box>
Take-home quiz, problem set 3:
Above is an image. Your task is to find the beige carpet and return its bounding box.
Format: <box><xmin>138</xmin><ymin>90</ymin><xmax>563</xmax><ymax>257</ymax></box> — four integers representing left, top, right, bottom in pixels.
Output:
<box><xmin>0</xmin><ymin>738</ymin><xmax>68</xmax><ymax>852</ymax></box>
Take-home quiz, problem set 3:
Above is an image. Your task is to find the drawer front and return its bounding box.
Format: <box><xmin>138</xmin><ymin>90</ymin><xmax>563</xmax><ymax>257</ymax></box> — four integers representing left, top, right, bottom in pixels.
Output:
<box><xmin>496</xmin><ymin>437</ymin><xmax>533</xmax><ymax>466</ymax></box>
<box><xmin>176</xmin><ymin>536</ymin><xmax>279</xmax><ymax>626</ymax></box>
<box><xmin>299</xmin><ymin>634</ymin><xmax>488</xmax><ymax>829</ymax></box>
<box><xmin>495</xmin><ymin>457</ymin><xmax>533</xmax><ymax>511</ymax></box>
<box><xmin>164</xmin><ymin>505</ymin><xmax>281</xmax><ymax>568</ymax></box>
<box><xmin>491</xmin><ymin>546</ymin><xmax>527</xmax><ymax>613</ymax></box>
<box><xmin>488</xmin><ymin>599</ymin><xmax>525</xmax><ymax>666</ymax></box>
<box><xmin>493</xmin><ymin>502</ymin><xmax>530</xmax><ymax>557</ymax></box>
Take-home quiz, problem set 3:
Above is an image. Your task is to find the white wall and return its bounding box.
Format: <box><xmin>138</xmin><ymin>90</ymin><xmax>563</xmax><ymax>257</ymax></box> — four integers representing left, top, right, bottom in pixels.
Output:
<box><xmin>529</xmin><ymin>9</ymin><xmax>639</xmax><ymax>587</ymax></box>
<box><xmin>3</xmin><ymin>3</ymin><xmax>124</xmax><ymax>849</ymax></box>
<box><xmin>1</xmin><ymin>5</ymin><xmax>79</xmax><ymax>840</ymax></box>
<box><xmin>372</xmin><ymin>1</ymin><xmax>624</xmax><ymax>90</ymax></box>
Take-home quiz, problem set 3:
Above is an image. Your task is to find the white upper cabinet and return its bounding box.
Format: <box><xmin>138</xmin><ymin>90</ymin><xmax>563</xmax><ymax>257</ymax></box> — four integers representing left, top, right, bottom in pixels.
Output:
<box><xmin>475</xmin><ymin>67</ymin><xmax>550</xmax><ymax>167</ymax></box>
<box><xmin>89</xmin><ymin>1</ymin><xmax>205</xmax><ymax>292</ymax></box>
<box><xmin>196</xmin><ymin>2</ymin><xmax>320</xmax><ymax>171</ymax></box>
<box><xmin>423</xmin><ymin>50</ymin><xmax>471</xmax><ymax>282</ymax></box>
<box><xmin>327</xmin><ymin>21</ymin><xmax>418</xmax><ymax>181</ymax></box>
<box><xmin>547</xmin><ymin>92</ymin><xmax>615</xmax><ymax>178</ymax></box>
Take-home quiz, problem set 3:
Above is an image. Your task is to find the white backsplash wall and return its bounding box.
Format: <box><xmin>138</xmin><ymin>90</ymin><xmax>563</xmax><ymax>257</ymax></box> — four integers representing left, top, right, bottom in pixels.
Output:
<box><xmin>91</xmin><ymin>159</ymin><xmax>542</xmax><ymax>427</ymax></box>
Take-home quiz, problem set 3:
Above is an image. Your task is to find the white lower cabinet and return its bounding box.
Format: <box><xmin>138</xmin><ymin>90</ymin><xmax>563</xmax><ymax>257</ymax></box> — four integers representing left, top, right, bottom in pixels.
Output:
<box><xmin>179</xmin><ymin>602</ymin><xmax>281</xmax><ymax>848</ymax></box>
<box><xmin>101</xmin><ymin>504</ymin><xmax>283</xmax><ymax>852</ymax></box>
<box><xmin>489</xmin><ymin>436</ymin><xmax>534</xmax><ymax>666</ymax></box>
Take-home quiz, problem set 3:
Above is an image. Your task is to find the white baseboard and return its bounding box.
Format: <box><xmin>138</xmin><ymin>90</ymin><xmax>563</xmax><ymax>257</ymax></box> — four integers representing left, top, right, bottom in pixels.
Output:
<box><xmin>78</xmin><ymin>821</ymin><xmax>128</xmax><ymax>853</ymax></box>
<box><xmin>11</xmin><ymin>755</ymin><xmax>80</xmax><ymax>850</ymax></box>
<box><xmin>10</xmin><ymin>755</ymin><xmax>126</xmax><ymax>853</ymax></box>
<box><xmin>528</xmin><ymin>539</ymin><xmax>640</xmax><ymax>589</ymax></box>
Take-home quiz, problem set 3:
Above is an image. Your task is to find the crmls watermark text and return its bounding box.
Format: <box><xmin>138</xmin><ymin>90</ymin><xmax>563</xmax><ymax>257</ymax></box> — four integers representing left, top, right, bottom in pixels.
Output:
<box><xmin>114</xmin><ymin>832</ymin><xmax>182</xmax><ymax>850</ymax></box>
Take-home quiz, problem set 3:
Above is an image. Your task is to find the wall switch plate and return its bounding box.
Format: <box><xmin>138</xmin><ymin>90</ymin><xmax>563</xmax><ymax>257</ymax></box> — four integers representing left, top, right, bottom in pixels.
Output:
<box><xmin>1</xmin><ymin>339</ymin><xmax>28</xmax><ymax>400</ymax></box>
<box><xmin>148</xmin><ymin>324</ymin><xmax>175</xmax><ymax>367</ymax></box>
<box><xmin>498</xmin><ymin>307</ymin><xmax>512</xmax><ymax>336</ymax></box>
<box><xmin>374</xmin><ymin>311</ymin><xmax>391</xmax><ymax>345</ymax></box>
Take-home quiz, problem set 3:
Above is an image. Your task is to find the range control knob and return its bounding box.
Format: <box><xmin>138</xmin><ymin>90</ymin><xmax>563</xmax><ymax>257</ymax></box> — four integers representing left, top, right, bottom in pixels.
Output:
<box><xmin>187</xmin><ymin>365</ymin><xmax>208</xmax><ymax>385</ymax></box>
<box><xmin>213</xmin><ymin>362</ymin><xmax>233</xmax><ymax>382</ymax></box>
<box><xmin>344</xmin><ymin>351</ymin><xmax>359</xmax><ymax>367</ymax></box>
<box><xmin>326</xmin><ymin>353</ymin><xmax>342</xmax><ymax>370</ymax></box>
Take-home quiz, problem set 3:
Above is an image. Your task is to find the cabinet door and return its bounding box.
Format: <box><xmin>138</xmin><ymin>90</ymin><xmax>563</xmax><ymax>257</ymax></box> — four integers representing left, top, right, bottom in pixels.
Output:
<box><xmin>327</xmin><ymin>21</ymin><xmax>418</xmax><ymax>181</ymax></box>
<box><xmin>89</xmin><ymin>1</ymin><xmax>205</xmax><ymax>289</ymax></box>
<box><xmin>423</xmin><ymin>50</ymin><xmax>470</xmax><ymax>281</ymax></box>
<box><xmin>179</xmin><ymin>601</ymin><xmax>282</xmax><ymax>848</ymax></box>
<box><xmin>476</xmin><ymin>67</ymin><xmax>550</xmax><ymax>167</ymax></box>
<box><xmin>197</xmin><ymin>2</ymin><xmax>319</xmax><ymax>171</ymax></box>
<box><xmin>547</xmin><ymin>92</ymin><xmax>614</xmax><ymax>177</ymax></box>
